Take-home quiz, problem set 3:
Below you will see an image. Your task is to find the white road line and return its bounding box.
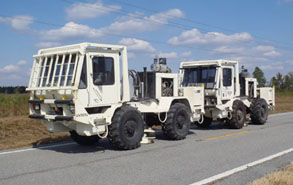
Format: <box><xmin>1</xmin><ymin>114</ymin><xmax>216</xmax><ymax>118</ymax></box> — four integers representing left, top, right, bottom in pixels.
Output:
<box><xmin>0</xmin><ymin>112</ymin><xmax>292</xmax><ymax>156</ymax></box>
<box><xmin>0</xmin><ymin>142</ymin><xmax>75</xmax><ymax>156</ymax></box>
<box><xmin>269</xmin><ymin>112</ymin><xmax>293</xmax><ymax>117</ymax></box>
<box><xmin>190</xmin><ymin>147</ymin><xmax>293</xmax><ymax>185</ymax></box>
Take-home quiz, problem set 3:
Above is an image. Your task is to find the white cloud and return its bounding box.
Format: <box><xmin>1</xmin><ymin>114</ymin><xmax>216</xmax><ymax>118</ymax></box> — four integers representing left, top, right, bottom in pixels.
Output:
<box><xmin>168</xmin><ymin>28</ymin><xmax>252</xmax><ymax>46</ymax></box>
<box><xmin>213</xmin><ymin>45</ymin><xmax>281</xmax><ymax>63</ymax></box>
<box><xmin>229</xmin><ymin>56</ymin><xmax>268</xmax><ymax>63</ymax></box>
<box><xmin>259</xmin><ymin>60</ymin><xmax>293</xmax><ymax>72</ymax></box>
<box><xmin>263</xmin><ymin>50</ymin><xmax>281</xmax><ymax>57</ymax></box>
<box><xmin>39</xmin><ymin>9</ymin><xmax>184</xmax><ymax>42</ymax></box>
<box><xmin>36</xmin><ymin>42</ymin><xmax>61</xmax><ymax>49</ymax></box>
<box><xmin>0</xmin><ymin>60</ymin><xmax>29</xmax><ymax>73</ymax></box>
<box><xmin>254</xmin><ymin>45</ymin><xmax>274</xmax><ymax>51</ymax></box>
<box><xmin>40</xmin><ymin>22</ymin><xmax>104</xmax><ymax>41</ymax></box>
<box><xmin>158</xmin><ymin>52</ymin><xmax>178</xmax><ymax>59</ymax></box>
<box><xmin>0</xmin><ymin>15</ymin><xmax>34</xmax><ymax>32</ymax></box>
<box><xmin>254</xmin><ymin>45</ymin><xmax>281</xmax><ymax>57</ymax></box>
<box><xmin>213</xmin><ymin>46</ymin><xmax>245</xmax><ymax>55</ymax></box>
<box><xmin>0</xmin><ymin>65</ymin><xmax>20</xmax><ymax>73</ymax></box>
<box><xmin>260</xmin><ymin>64</ymin><xmax>284</xmax><ymax>71</ymax></box>
<box><xmin>127</xmin><ymin>52</ymin><xmax>136</xmax><ymax>59</ymax></box>
<box><xmin>181</xmin><ymin>51</ymin><xmax>192</xmax><ymax>58</ymax></box>
<box><xmin>119</xmin><ymin>38</ymin><xmax>156</xmax><ymax>52</ymax></box>
<box><xmin>285</xmin><ymin>60</ymin><xmax>293</xmax><ymax>65</ymax></box>
<box><xmin>66</xmin><ymin>1</ymin><xmax>121</xmax><ymax>20</ymax></box>
<box><xmin>102</xmin><ymin>9</ymin><xmax>184</xmax><ymax>34</ymax></box>
<box><xmin>17</xmin><ymin>60</ymin><xmax>27</xmax><ymax>65</ymax></box>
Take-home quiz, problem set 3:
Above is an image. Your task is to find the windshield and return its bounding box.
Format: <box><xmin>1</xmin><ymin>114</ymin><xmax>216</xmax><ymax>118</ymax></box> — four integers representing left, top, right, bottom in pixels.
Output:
<box><xmin>182</xmin><ymin>66</ymin><xmax>217</xmax><ymax>88</ymax></box>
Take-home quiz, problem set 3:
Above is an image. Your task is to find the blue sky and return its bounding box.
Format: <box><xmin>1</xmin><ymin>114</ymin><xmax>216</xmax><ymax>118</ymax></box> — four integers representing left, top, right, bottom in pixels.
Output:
<box><xmin>0</xmin><ymin>0</ymin><xmax>292</xmax><ymax>86</ymax></box>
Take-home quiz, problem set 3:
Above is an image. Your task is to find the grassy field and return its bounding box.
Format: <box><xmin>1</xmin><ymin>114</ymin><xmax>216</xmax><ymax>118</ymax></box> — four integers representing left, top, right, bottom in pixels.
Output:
<box><xmin>272</xmin><ymin>90</ymin><xmax>293</xmax><ymax>114</ymax></box>
<box><xmin>0</xmin><ymin>94</ymin><xmax>70</xmax><ymax>150</ymax></box>
<box><xmin>0</xmin><ymin>91</ymin><xmax>292</xmax><ymax>150</ymax></box>
<box><xmin>249</xmin><ymin>163</ymin><xmax>293</xmax><ymax>185</ymax></box>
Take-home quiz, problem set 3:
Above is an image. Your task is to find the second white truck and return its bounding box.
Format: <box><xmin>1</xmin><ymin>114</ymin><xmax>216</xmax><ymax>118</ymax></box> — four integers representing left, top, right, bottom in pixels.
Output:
<box><xmin>180</xmin><ymin>60</ymin><xmax>275</xmax><ymax>129</ymax></box>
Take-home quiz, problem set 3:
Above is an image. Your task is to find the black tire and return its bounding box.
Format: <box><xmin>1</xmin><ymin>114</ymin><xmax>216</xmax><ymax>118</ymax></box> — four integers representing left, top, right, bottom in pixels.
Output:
<box><xmin>195</xmin><ymin>116</ymin><xmax>213</xmax><ymax>128</ymax></box>
<box><xmin>108</xmin><ymin>106</ymin><xmax>144</xmax><ymax>150</ymax></box>
<box><xmin>69</xmin><ymin>130</ymin><xmax>99</xmax><ymax>146</ymax></box>
<box><xmin>250</xmin><ymin>98</ymin><xmax>268</xmax><ymax>125</ymax></box>
<box><xmin>163</xmin><ymin>103</ymin><xmax>191</xmax><ymax>140</ymax></box>
<box><xmin>228</xmin><ymin>100</ymin><xmax>247</xmax><ymax>129</ymax></box>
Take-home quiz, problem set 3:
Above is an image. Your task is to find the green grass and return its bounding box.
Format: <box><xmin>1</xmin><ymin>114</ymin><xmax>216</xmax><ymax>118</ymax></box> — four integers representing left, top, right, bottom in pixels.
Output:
<box><xmin>0</xmin><ymin>94</ymin><xmax>29</xmax><ymax>118</ymax></box>
<box><xmin>275</xmin><ymin>90</ymin><xmax>293</xmax><ymax>96</ymax></box>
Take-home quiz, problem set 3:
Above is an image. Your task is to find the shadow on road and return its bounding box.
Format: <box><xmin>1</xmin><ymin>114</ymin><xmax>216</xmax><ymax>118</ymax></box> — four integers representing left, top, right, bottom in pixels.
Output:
<box><xmin>34</xmin><ymin>139</ymin><xmax>114</xmax><ymax>154</ymax></box>
<box><xmin>34</xmin><ymin>121</ymin><xmax>251</xmax><ymax>154</ymax></box>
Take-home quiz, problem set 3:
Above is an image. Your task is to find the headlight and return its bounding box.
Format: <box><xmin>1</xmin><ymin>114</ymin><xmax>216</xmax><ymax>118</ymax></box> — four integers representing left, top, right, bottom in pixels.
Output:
<box><xmin>69</xmin><ymin>104</ymin><xmax>75</xmax><ymax>114</ymax></box>
<box><xmin>33</xmin><ymin>104</ymin><xmax>41</xmax><ymax>113</ymax></box>
<box><xmin>178</xmin><ymin>89</ymin><xmax>184</xmax><ymax>96</ymax></box>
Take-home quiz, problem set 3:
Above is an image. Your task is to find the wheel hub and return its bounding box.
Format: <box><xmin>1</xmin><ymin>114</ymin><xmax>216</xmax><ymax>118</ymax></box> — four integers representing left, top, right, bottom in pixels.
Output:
<box><xmin>124</xmin><ymin>120</ymin><xmax>136</xmax><ymax>137</ymax></box>
<box><xmin>237</xmin><ymin>110</ymin><xmax>244</xmax><ymax>122</ymax></box>
<box><xmin>176</xmin><ymin>114</ymin><xmax>186</xmax><ymax>130</ymax></box>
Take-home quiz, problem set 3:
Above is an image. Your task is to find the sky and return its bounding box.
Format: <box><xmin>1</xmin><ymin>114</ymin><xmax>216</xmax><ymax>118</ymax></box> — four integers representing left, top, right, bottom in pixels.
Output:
<box><xmin>0</xmin><ymin>0</ymin><xmax>293</xmax><ymax>86</ymax></box>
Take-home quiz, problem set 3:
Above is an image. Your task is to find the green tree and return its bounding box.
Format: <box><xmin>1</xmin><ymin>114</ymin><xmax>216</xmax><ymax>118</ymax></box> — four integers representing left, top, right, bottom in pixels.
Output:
<box><xmin>270</xmin><ymin>76</ymin><xmax>277</xmax><ymax>87</ymax></box>
<box><xmin>253</xmin><ymin>67</ymin><xmax>266</xmax><ymax>87</ymax></box>
<box><xmin>276</xmin><ymin>72</ymin><xmax>284</xmax><ymax>89</ymax></box>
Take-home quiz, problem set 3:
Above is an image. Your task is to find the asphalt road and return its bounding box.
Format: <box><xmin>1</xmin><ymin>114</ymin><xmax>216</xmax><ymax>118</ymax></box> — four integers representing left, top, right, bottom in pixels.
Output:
<box><xmin>0</xmin><ymin>112</ymin><xmax>293</xmax><ymax>185</ymax></box>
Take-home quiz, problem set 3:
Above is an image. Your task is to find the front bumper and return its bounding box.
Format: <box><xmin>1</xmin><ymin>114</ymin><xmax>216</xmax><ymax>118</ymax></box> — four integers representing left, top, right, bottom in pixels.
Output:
<box><xmin>29</xmin><ymin>114</ymin><xmax>73</xmax><ymax>121</ymax></box>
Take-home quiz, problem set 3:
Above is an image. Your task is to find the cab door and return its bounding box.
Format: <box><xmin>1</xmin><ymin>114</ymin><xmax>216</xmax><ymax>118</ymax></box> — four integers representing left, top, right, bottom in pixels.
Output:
<box><xmin>221</xmin><ymin>67</ymin><xmax>234</xmax><ymax>100</ymax></box>
<box><xmin>87</xmin><ymin>52</ymin><xmax>120</xmax><ymax>106</ymax></box>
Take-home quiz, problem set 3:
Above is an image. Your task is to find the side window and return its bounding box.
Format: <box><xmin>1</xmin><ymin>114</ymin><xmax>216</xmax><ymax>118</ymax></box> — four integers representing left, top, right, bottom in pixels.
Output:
<box><xmin>223</xmin><ymin>68</ymin><xmax>232</xmax><ymax>87</ymax></box>
<box><xmin>79</xmin><ymin>57</ymin><xmax>87</xmax><ymax>89</ymax></box>
<box><xmin>93</xmin><ymin>57</ymin><xmax>114</xmax><ymax>85</ymax></box>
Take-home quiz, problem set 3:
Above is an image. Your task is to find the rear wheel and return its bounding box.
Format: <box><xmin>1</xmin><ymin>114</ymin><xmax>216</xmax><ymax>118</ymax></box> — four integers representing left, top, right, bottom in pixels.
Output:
<box><xmin>69</xmin><ymin>131</ymin><xmax>99</xmax><ymax>146</ymax></box>
<box><xmin>228</xmin><ymin>100</ymin><xmax>247</xmax><ymax>129</ymax></box>
<box><xmin>195</xmin><ymin>116</ymin><xmax>213</xmax><ymax>128</ymax></box>
<box><xmin>108</xmin><ymin>106</ymin><xmax>144</xmax><ymax>150</ymax></box>
<box><xmin>250</xmin><ymin>98</ymin><xmax>268</xmax><ymax>125</ymax></box>
<box><xmin>163</xmin><ymin>103</ymin><xmax>191</xmax><ymax>140</ymax></box>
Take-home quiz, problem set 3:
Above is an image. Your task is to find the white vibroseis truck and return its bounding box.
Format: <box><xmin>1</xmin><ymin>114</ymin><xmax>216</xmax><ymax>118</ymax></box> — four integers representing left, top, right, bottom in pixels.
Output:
<box><xmin>27</xmin><ymin>43</ymin><xmax>205</xmax><ymax>150</ymax></box>
<box><xmin>180</xmin><ymin>60</ymin><xmax>275</xmax><ymax>129</ymax></box>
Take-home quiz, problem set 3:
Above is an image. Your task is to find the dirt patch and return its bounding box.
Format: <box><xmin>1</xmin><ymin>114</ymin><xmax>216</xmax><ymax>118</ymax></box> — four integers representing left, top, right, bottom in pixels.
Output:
<box><xmin>271</xmin><ymin>96</ymin><xmax>293</xmax><ymax>114</ymax></box>
<box><xmin>249</xmin><ymin>163</ymin><xmax>293</xmax><ymax>185</ymax></box>
<box><xmin>0</xmin><ymin>116</ymin><xmax>70</xmax><ymax>150</ymax></box>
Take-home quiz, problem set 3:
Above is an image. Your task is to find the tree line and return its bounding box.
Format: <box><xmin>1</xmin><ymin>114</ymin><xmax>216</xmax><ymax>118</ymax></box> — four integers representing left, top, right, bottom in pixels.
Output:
<box><xmin>0</xmin><ymin>86</ymin><xmax>27</xmax><ymax>94</ymax></box>
<box><xmin>253</xmin><ymin>67</ymin><xmax>293</xmax><ymax>90</ymax></box>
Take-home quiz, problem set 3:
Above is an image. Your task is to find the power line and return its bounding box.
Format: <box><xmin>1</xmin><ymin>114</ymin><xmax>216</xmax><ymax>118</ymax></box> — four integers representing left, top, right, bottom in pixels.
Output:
<box><xmin>0</xmin><ymin>14</ymin><xmax>282</xmax><ymax>59</ymax></box>
<box><xmin>63</xmin><ymin>0</ymin><xmax>281</xmax><ymax>50</ymax></box>
<box><xmin>61</xmin><ymin>0</ymin><xmax>212</xmax><ymax>33</ymax></box>
<box><xmin>0</xmin><ymin>14</ymin><xmax>210</xmax><ymax>53</ymax></box>
<box><xmin>64</xmin><ymin>0</ymin><xmax>281</xmax><ymax>48</ymax></box>
<box><xmin>104</xmin><ymin>0</ymin><xmax>293</xmax><ymax>48</ymax></box>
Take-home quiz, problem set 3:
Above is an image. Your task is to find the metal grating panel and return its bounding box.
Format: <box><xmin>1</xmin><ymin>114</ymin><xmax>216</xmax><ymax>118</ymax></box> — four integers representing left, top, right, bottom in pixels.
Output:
<box><xmin>30</xmin><ymin>53</ymin><xmax>79</xmax><ymax>88</ymax></box>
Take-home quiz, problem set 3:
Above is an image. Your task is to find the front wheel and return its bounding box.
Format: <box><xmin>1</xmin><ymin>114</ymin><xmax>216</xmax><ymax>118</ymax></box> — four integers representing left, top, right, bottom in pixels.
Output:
<box><xmin>108</xmin><ymin>106</ymin><xmax>144</xmax><ymax>150</ymax></box>
<box><xmin>69</xmin><ymin>131</ymin><xmax>99</xmax><ymax>146</ymax></box>
<box><xmin>228</xmin><ymin>100</ymin><xmax>247</xmax><ymax>129</ymax></box>
<box><xmin>162</xmin><ymin>103</ymin><xmax>191</xmax><ymax>140</ymax></box>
